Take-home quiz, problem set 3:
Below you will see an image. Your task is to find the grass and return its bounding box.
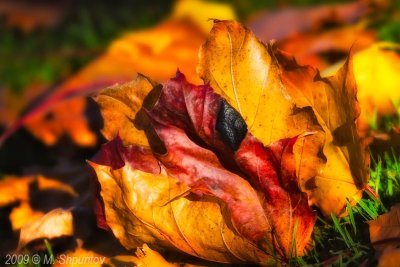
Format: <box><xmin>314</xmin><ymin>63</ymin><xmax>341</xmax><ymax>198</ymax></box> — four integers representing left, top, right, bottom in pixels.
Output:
<box><xmin>0</xmin><ymin>0</ymin><xmax>173</xmax><ymax>93</ymax></box>
<box><xmin>292</xmin><ymin>147</ymin><xmax>400</xmax><ymax>266</ymax></box>
<box><xmin>10</xmin><ymin>239</ymin><xmax>55</xmax><ymax>267</ymax></box>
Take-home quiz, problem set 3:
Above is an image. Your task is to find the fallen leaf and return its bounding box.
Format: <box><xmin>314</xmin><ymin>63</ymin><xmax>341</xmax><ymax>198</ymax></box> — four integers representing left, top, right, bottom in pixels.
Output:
<box><xmin>10</xmin><ymin>202</ymin><xmax>45</xmax><ymax>231</ymax></box>
<box><xmin>377</xmin><ymin>248</ymin><xmax>400</xmax><ymax>267</ymax></box>
<box><xmin>18</xmin><ymin>208</ymin><xmax>73</xmax><ymax>250</ymax></box>
<box><xmin>247</xmin><ymin>1</ymin><xmax>372</xmax><ymax>43</ymax></box>
<box><xmin>1</xmin><ymin>14</ymin><xmax>206</xmax><ymax>146</ymax></box>
<box><xmin>275</xmin><ymin>47</ymin><xmax>370</xmax><ymax>215</ymax></box>
<box><xmin>0</xmin><ymin>175</ymin><xmax>77</xmax><ymax>207</ymax></box>
<box><xmin>0</xmin><ymin>175</ymin><xmax>77</xmax><ymax>230</ymax></box>
<box><xmin>90</xmin><ymin>71</ymin><xmax>316</xmax><ymax>264</ymax></box>
<box><xmin>197</xmin><ymin>20</ymin><xmax>369</xmax><ymax>215</ymax></box>
<box><xmin>345</xmin><ymin>43</ymin><xmax>400</xmax><ymax>125</ymax></box>
<box><xmin>148</xmin><ymin>72</ymin><xmax>315</xmax><ymax>256</ymax></box>
<box><xmin>369</xmin><ymin>204</ymin><xmax>400</xmax><ymax>251</ymax></box>
<box><xmin>89</xmin><ymin>155</ymin><xmax>272</xmax><ymax>264</ymax></box>
<box><xmin>24</xmin><ymin>97</ymin><xmax>98</xmax><ymax>147</ymax></box>
<box><xmin>277</xmin><ymin>23</ymin><xmax>376</xmax><ymax>70</ymax></box>
<box><xmin>93</xmin><ymin>75</ymin><xmax>159</xmax><ymax>147</ymax></box>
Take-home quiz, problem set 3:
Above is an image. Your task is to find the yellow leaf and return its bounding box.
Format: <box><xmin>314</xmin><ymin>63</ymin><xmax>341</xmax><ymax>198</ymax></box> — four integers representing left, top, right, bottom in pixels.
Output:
<box><xmin>278</xmin><ymin>48</ymin><xmax>370</xmax><ymax>215</ymax></box>
<box><xmin>93</xmin><ymin>75</ymin><xmax>159</xmax><ymax>147</ymax></box>
<box><xmin>18</xmin><ymin>209</ymin><xmax>73</xmax><ymax>250</ymax></box>
<box><xmin>89</xmin><ymin>161</ymin><xmax>272</xmax><ymax>264</ymax></box>
<box><xmin>323</xmin><ymin>42</ymin><xmax>400</xmax><ymax>131</ymax></box>
<box><xmin>198</xmin><ymin>20</ymin><xmax>369</xmax><ymax>215</ymax></box>
<box><xmin>0</xmin><ymin>175</ymin><xmax>77</xmax><ymax>230</ymax></box>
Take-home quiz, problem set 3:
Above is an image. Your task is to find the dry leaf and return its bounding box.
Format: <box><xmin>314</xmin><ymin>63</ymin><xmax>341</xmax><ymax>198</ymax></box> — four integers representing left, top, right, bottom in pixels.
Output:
<box><xmin>277</xmin><ymin>23</ymin><xmax>376</xmax><ymax>70</ymax></box>
<box><xmin>0</xmin><ymin>175</ymin><xmax>77</xmax><ymax>230</ymax></box>
<box><xmin>369</xmin><ymin>204</ymin><xmax>400</xmax><ymax>250</ymax></box>
<box><xmin>90</xmin><ymin>19</ymin><xmax>369</xmax><ymax>265</ymax></box>
<box><xmin>247</xmin><ymin>1</ymin><xmax>372</xmax><ymax>43</ymax></box>
<box><xmin>275</xmin><ymin>48</ymin><xmax>370</xmax><ymax>215</ymax></box>
<box><xmin>1</xmin><ymin>17</ymin><xmax>205</xmax><ymax>146</ymax></box>
<box><xmin>148</xmin><ymin>72</ymin><xmax>315</xmax><ymax>256</ymax></box>
<box><xmin>322</xmin><ymin>42</ymin><xmax>400</xmax><ymax>138</ymax></box>
<box><xmin>24</xmin><ymin>97</ymin><xmax>97</xmax><ymax>147</ymax></box>
<box><xmin>18</xmin><ymin>209</ymin><xmax>73</xmax><ymax>250</ymax></box>
<box><xmin>377</xmin><ymin>248</ymin><xmax>400</xmax><ymax>267</ymax></box>
<box><xmin>90</xmin><ymin>72</ymin><xmax>316</xmax><ymax>264</ymax></box>
<box><xmin>197</xmin><ymin>20</ymin><xmax>369</xmax><ymax>215</ymax></box>
<box><xmin>92</xmin><ymin>75</ymin><xmax>159</xmax><ymax>147</ymax></box>
<box><xmin>89</xmin><ymin>159</ymin><xmax>272</xmax><ymax>264</ymax></box>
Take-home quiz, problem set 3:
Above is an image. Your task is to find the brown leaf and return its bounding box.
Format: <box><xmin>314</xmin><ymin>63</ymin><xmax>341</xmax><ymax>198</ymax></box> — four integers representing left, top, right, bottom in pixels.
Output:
<box><xmin>377</xmin><ymin>248</ymin><xmax>400</xmax><ymax>267</ymax></box>
<box><xmin>90</xmin><ymin>72</ymin><xmax>317</xmax><ymax>264</ymax></box>
<box><xmin>93</xmin><ymin>75</ymin><xmax>159</xmax><ymax>147</ymax></box>
<box><xmin>197</xmin><ymin>20</ymin><xmax>369</xmax><ymax>215</ymax></box>
<box><xmin>89</xmin><ymin>159</ymin><xmax>272</xmax><ymax>264</ymax></box>
<box><xmin>324</xmin><ymin>42</ymin><xmax>400</xmax><ymax>134</ymax></box>
<box><xmin>276</xmin><ymin>47</ymin><xmax>370</xmax><ymax>215</ymax></box>
<box><xmin>277</xmin><ymin>23</ymin><xmax>376</xmax><ymax>70</ymax></box>
<box><xmin>18</xmin><ymin>209</ymin><xmax>73</xmax><ymax>250</ymax></box>
<box><xmin>247</xmin><ymin>1</ymin><xmax>372</xmax><ymax>43</ymax></box>
<box><xmin>369</xmin><ymin>204</ymin><xmax>400</xmax><ymax>251</ymax></box>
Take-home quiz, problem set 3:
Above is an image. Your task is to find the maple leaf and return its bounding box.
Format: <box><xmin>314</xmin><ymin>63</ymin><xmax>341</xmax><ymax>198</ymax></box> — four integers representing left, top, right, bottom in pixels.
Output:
<box><xmin>198</xmin><ymin>20</ymin><xmax>369</xmax><ymax>216</ymax></box>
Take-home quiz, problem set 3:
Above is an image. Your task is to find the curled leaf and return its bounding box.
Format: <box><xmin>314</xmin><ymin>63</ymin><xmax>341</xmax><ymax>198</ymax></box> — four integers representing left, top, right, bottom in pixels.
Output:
<box><xmin>93</xmin><ymin>75</ymin><xmax>159</xmax><ymax>147</ymax></box>
<box><xmin>89</xmin><ymin>145</ymin><xmax>272</xmax><ymax>263</ymax></box>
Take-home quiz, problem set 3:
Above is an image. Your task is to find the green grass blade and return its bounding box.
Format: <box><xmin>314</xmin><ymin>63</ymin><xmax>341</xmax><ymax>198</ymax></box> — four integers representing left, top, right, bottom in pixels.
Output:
<box><xmin>346</xmin><ymin>200</ymin><xmax>357</xmax><ymax>234</ymax></box>
<box><xmin>331</xmin><ymin>214</ymin><xmax>351</xmax><ymax>248</ymax></box>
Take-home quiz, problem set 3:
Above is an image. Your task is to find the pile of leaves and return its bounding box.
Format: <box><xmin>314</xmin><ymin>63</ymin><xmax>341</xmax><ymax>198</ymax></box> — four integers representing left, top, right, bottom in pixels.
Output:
<box><xmin>89</xmin><ymin>20</ymin><xmax>369</xmax><ymax>265</ymax></box>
